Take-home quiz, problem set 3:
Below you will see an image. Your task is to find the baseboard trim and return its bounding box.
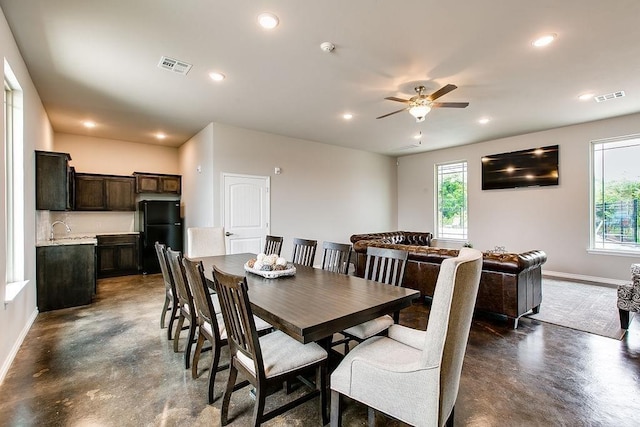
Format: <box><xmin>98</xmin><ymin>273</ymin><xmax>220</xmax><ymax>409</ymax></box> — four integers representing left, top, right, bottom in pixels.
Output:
<box><xmin>543</xmin><ymin>270</ymin><xmax>626</xmax><ymax>288</ymax></box>
<box><xmin>0</xmin><ymin>308</ymin><xmax>38</xmax><ymax>385</ymax></box>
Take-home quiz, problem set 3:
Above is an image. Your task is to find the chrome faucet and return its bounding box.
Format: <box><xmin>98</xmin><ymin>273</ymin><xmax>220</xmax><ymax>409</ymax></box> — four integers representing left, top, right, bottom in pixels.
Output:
<box><xmin>50</xmin><ymin>220</ymin><xmax>71</xmax><ymax>240</ymax></box>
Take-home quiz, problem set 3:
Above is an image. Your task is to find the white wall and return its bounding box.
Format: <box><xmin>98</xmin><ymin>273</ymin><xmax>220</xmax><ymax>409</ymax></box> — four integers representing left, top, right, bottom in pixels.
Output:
<box><xmin>398</xmin><ymin>113</ymin><xmax>640</xmax><ymax>281</ymax></box>
<box><xmin>0</xmin><ymin>7</ymin><xmax>54</xmax><ymax>383</ymax></box>
<box><xmin>180</xmin><ymin>122</ymin><xmax>397</xmax><ymax>261</ymax></box>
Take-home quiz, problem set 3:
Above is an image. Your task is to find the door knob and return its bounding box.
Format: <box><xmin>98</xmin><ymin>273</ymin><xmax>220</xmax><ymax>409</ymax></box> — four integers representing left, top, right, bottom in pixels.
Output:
<box><xmin>225</xmin><ymin>232</ymin><xmax>234</xmax><ymax>236</ymax></box>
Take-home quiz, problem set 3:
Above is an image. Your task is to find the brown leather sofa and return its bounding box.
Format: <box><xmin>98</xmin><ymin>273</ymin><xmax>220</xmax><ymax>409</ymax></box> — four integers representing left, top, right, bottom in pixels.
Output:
<box><xmin>350</xmin><ymin>232</ymin><xmax>547</xmax><ymax>328</ymax></box>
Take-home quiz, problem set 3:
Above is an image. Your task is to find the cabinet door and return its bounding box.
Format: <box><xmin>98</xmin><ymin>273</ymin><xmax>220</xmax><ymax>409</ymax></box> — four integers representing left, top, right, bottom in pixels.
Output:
<box><xmin>36</xmin><ymin>151</ymin><xmax>70</xmax><ymax>211</ymax></box>
<box><xmin>75</xmin><ymin>175</ymin><xmax>106</xmax><ymax>210</ymax></box>
<box><xmin>106</xmin><ymin>177</ymin><xmax>136</xmax><ymax>211</ymax></box>
<box><xmin>160</xmin><ymin>176</ymin><xmax>181</xmax><ymax>194</ymax></box>
<box><xmin>97</xmin><ymin>245</ymin><xmax>117</xmax><ymax>275</ymax></box>
<box><xmin>116</xmin><ymin>244</ymin><xmax>139</xmax><ymax>271</ymax></box>
<box><xmin>135</xmin><ymin>174</ymin><xmax>160</xmax><ymax>193</ymax></box>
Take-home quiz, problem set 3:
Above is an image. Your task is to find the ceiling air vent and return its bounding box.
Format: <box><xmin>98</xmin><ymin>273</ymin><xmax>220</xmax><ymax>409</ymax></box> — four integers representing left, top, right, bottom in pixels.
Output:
<box><xmin>594</xmin><ymin>91</ymin><xmax>625</xmax><ymax>103</ymax></box>
<box><xmin>157</xmin><ymin>56</ymin><xmax>192</xmax><ymax>75</ymax></box>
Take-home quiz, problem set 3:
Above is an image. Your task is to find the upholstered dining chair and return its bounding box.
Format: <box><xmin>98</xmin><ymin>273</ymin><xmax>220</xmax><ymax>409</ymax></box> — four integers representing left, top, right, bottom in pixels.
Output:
<box><xmin>330</xmin><ymin>248</ymin><xmax>483</xmax><ymax>427</ymax></box>
<box><xmin>166</xmin><ymin>248</ymin><xmax>198</xmax><ymax>369</ymax></box>
<box><xmin>321</xmin><ymin>241</ymin><xmax>352</xmax><ymax>274</ymax></box>
<box><xmin>264</xmin><ymin>235</ymin><xmax>283</xmax><ymax>256</ymax></box>
<box><xmin>291</xmin><ymin>237</ymin><xmax>317</xmax><ymax>267</ymax></box>
<box><xmin>212</xmin><ymin>266</ymin><xmax>328</xmax><ymax>426</ymax></box>
<box><xmin>187</xmin><ymin>226</ymin><xmax>226</xmax><ymax>258</ymax></box>
<box><xmin>155</xmin><ymin>242</ymin><xmax>179</xmax><ymax>340</ymax></box>
<box><xmin>341</xmin><ymin>246</ymin><xmax>409</xmax><ymax>344</ymax></box>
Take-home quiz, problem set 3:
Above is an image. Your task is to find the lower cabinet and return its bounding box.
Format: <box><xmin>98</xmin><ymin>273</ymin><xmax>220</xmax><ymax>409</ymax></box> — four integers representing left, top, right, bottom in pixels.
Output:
<box><xmin>96</xmin><ymin>234</ymin><xmax>140</xmax><ymax>277</ymax></box>
<box><xmin>36</xmin><ymin>244</ymin><xmax>96</xmax><ymax>312</ymax></box>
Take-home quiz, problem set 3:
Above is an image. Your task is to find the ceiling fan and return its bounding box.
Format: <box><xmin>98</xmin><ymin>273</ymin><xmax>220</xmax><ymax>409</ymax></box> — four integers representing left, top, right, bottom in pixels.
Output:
<box><xmin>377</xmin><ymin>84</ymin><xmax>469</xmax><ymax>122</ymax></box>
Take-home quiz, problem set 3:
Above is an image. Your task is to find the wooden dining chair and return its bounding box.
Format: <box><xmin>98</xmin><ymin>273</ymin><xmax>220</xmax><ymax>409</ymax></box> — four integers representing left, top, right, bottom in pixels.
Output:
<box><xmin>166</xmin><ymin>248</ymin><xmax>198</xmax><ymax>369</ymax></box>
<box><xmin>291</xmin><ymin>237</ymin><xmax>317</xmax><ymax>267</ymax></box>
<box><xmin>321</xmin><ymin>241</ymin><xmax>352</xmax><ymax>274</ymax></box>
<box><xmin>341</xmin><ymin>246</ymin><xmax>409</xmax><ymax>344</ymax></box>
<box><xmin>212</xmin><ymin>265</ymin><xmax>328</xmax><ymax>426</ymax></box>
<box><xmin>155</xmin><ymin>242</ymin><xmax>179</xmax><ymax>340</ymax></box>
<box><xmin>264</xmin><ymin>235</ymin><xmax>283</xmax><ymax>256</ymax></box>
<box><xmin>330</xmin><ymin>249</ymin><xmax>483</xmax><ymax>427</ymax></box>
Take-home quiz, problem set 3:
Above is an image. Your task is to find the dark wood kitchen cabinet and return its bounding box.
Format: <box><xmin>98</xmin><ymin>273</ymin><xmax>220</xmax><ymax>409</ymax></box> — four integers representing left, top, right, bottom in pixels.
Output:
<box><xmin>35</xmin><ymin>150</ymin><xmax>73</xmax><ymax>211</ymax></box>
<box><xmin>36</xmin><ymin>244</ymin><xmax>96</xmax><ymax>312</ymax></box>
<box><xmin>75</xmin><ymin>173</ymin><xmax>136</xmax><ymax>211</ymax></box>
<box><xmin>96</xmin><ymin>234</ymin><xmax>139</xmax><ymax>277</ymax></box>
<box><xmin>133</xmin><ymin>172</ymin><xmax>181</xmax><ymax>194</ymax></box>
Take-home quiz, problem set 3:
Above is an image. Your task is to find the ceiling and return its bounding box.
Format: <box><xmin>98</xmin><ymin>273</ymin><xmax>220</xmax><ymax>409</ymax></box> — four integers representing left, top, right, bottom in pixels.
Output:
<box><xmin>2</xmin><ymin>0</ymin><xmax>640</xmax><ymax>156</ymax></box>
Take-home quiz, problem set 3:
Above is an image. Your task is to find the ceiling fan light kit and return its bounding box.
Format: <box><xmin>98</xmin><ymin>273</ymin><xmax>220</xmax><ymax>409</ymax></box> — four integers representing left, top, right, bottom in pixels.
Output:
<box><xmin>377</xmin><ymin>83</ymin><xmax>469</xmax><ymax>121</ymax></box>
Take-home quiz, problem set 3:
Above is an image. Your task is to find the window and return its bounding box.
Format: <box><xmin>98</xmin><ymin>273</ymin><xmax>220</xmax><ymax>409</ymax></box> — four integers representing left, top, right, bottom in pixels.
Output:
<box><xmin>435</xmin><ymin>161</ymin><xmax>468</xmax><ymax>240</ymax></box>
<box><xmin>591</xmin><ymin>136</ymin><xmax>640</xmax><ymax>253</ymax></box>
<box><xmin>4</xmin><ymin>60</ymin><xmax>25</xmax><ymax>300</ymax></box>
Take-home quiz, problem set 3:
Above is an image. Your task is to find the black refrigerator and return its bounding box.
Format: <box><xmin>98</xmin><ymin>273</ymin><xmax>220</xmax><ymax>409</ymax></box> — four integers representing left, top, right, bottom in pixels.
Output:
<box><xmin>139</xmin><ymin>200</ymin><xmax>182</xmax><ymax>274</ymax></box>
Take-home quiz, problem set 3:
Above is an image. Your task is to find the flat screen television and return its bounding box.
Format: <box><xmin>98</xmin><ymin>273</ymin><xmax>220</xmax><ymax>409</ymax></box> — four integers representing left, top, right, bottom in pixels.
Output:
<box><xmin>481</xmin><ymin>145</ymin><xmax>559</xmax><ymax>190</ymax></box>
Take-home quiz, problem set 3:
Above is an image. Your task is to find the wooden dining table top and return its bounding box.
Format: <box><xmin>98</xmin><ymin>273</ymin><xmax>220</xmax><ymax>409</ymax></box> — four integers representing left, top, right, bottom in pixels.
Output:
<box><xmin>194</xmin><ymin>253</ymin><xmax>420</xmax><ymax>344</ymax></box>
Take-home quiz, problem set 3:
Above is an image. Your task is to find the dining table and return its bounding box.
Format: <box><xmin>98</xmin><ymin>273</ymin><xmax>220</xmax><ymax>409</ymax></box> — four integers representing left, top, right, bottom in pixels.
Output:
<box><xmin>194</xmin><ymin>253</ymin><xmax>420</xmax><ymax>345</ymax></box>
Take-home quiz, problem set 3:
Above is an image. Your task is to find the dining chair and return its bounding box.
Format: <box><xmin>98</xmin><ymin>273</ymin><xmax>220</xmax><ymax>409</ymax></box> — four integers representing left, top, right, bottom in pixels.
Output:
<box><xmin>291</xmin><ymin>237</ymin><xmax>317</xmax><ymax>267</ymax></box>
<box><xmin>321</xmin><ymin>241</ymin><xmax>352</xmax><ymax>274</ymax></box>
<box><xmin>264</xmin><ymin>235</ymin><xmax>283</xmax><ymax>256</ymax></box>
<box><xmin>341</xmin><ymin>246</ymin><xmax>408</xmax><ymax>344</ymax></box>
<box><xmin>166</xmin><ymin>248</ymin><xmax>198</xmax><ymax>369</ymax></box>
<box><xmin>187</xmin><ymin>226</ymin><xmax>226</xmax><ymax>258</ymax></box>
<box><xmin>330</xmin><ymin>248</ymin><xmax>483</xmax><ymax>427</ymax></box>
<box><xmin>155</xmin><ymin>242</ymin><xmax>179</xmax><ymax>340</ymax></box>
<box><xmin>212</xmin><ymin>265</ymin><xmax>328</xmax><ymax>426</ymax></box>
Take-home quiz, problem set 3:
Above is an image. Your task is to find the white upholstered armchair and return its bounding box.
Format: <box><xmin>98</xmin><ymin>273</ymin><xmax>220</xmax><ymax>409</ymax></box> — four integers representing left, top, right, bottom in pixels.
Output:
<box><xmin>186</xmin><ymin>227</ymin><xmax>226</xmax><ymax>258</ymax></box>
<box><xmin>330</xmin><ymin>248</ymin><xmax>483</xmax><ymax>427</ymax></box>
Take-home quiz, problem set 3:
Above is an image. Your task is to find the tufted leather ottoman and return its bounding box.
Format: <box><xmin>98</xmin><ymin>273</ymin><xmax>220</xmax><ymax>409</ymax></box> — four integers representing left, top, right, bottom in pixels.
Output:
<box><xmin>617</xmin><ymin>264</ymin><xmax>640</xmax><ymax>329</ymax></box>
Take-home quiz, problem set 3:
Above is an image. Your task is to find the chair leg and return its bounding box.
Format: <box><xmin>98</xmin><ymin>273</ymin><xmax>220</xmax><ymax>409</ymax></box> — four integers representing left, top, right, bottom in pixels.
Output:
<box><xmin>330</xmin><ymin>390</ymin><xmax>342</xmax><ymax>427</ymax></box>
<box><xmin>445</xmin><ymin>406</ymin><xmax>455</xmax><ymax>427</ymax></box>
<box><xmin>619</xmin><ymin>309</ymin><xmax>630</xmax><ymax>329</ymax></box>
<box><xmin>192</xmin><ymin>332</ymin><xmax>205</xmax><ymax>379</ymax></box>
<box><xmin>367</xmin><ymin>407</ymin><xmax>375</xmax><ymax>427</ymax></box>
<box><xmin>251</xmin><ymin>384</ymin><xmax>266</xmax><ymax>427</ymax></box>
<box><xmin>173</xmin><ymin>314</ymin><xmax>185</xmax><ymax>353</ymax></box>
<box><xmin>167</xmin><ymin>299</ymin><xmax>179</xmax><ymax>340</ymax></box>
<box><xmin>184</xmin><ymin>318</ymin><xmax>197</xmax><ymax>369</ymax></box>
<box><xmin>160</xmin><ymin>295</ymin><xmax>170</xmax><ymax>329</ymax></box>
<box><xmin>318</xmin><ymin>363</ymin><xmax>328</xmax><ymax>425</ymax></box>
<box><xmin>208</xmin><ymin>342</ymin><xmax>222</xmax><ymax>404</ymax></box>
<box><xmin>221</xmin><ymin>364</ymin><xmax>238</xmax><ymax>426</ymax></box>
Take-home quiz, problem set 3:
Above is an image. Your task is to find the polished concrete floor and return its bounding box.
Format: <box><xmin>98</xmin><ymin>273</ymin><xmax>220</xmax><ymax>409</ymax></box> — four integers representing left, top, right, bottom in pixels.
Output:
<box><xmin>1</xmin><ymin>273</ymin><xmax>639</xmax><ymax>426</ymax></box>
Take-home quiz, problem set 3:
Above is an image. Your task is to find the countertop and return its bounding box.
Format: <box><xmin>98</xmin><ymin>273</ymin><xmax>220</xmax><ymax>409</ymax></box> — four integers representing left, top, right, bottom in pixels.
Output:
<box><xmin>36</xmin><ymin>231</ymin><xmax>139</xmax><ymax>247</ymax></box>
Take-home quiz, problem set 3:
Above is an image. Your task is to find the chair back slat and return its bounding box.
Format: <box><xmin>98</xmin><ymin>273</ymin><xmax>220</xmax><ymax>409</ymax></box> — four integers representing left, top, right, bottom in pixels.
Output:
<box><xmin>321</xmin><ymin>241</ymin><xmax>352</xmax><ymax>274</ymax></box>
<box><xmin>182</xmin><ymin>258</ymin><xmax>216</xmax><ymax>330</ymax></box>
<box><xmin>212</xmin><ymin>266</ymin><xmax>265</xmax><ymax>380</ymax></box>
<box><xmin>166</xmin><ymin>248</ymin><xmax>193</xmax><ymax>308</ymax></box>
<box><xmin>291</xmin><ymin>238</ymin><xmax>317</xmax><ymax>267</ymax></box>
<box><xmin>155</xmin><ymin>242</ymin><xmax>174</xmax><ymax>296</ymax></box>
<box><xmin>264</xmin><ymin>235</ymin><xmax>284</xmax><ymax>256</ymax></box>
<box><xmin>364</xmin><ymin>246</ymin><xmax>408</xmax><ymax>286</ymax></box>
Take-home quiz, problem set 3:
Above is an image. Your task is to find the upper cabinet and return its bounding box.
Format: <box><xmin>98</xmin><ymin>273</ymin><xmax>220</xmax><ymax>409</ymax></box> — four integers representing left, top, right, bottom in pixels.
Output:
<box><xmin>75</xmin><ymin>173</ymin><xmax>136</xmax><ymax>211</ymax></box>
<box><xmin>133</xmin><ymin>172</ymin><xmax>181</xmax><ymax>194</ymax></box>
<box><xmin>36</xmin><ymin>151</ymin><xmax>73</xmax><ymax>211</ymax></box>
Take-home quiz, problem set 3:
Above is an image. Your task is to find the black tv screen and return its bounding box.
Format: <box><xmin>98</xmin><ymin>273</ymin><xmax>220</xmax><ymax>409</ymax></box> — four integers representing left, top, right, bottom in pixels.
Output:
<box><xmin>481</xmin><ymin>145</ymin><xmax>559</xmax><ymax>190</ymax></box>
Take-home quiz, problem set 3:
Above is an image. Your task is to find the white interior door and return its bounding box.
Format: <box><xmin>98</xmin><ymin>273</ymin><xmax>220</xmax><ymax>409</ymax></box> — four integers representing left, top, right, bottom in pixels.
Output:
<box><xmin>223</xmin><ymin>173</ymin><xmax>270</xmax><ymax>254</ymax></box>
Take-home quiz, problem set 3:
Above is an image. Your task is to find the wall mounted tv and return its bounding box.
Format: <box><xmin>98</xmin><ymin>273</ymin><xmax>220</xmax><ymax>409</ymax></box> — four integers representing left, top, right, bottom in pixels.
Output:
<box><xmin>481</xmin><ymin>145</ymin><xmax>559</xmax><ymax>190</ymax></box>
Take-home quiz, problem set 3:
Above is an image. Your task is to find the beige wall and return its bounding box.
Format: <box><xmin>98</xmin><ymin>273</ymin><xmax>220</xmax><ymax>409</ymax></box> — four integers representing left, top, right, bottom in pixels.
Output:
<box><xmin>398</xmin><ymin>113</ymin><xmax>640</xmax><ymax>282</ymax></box>
<box><xmin>180</xmin><ymin>122</ymin><xmax>398</xmax><ymax>262</ymax></box>
<box><xmin>0</xmin><ymin>7</ymin><xmax>54</xmax><ymax>383</ymax></box>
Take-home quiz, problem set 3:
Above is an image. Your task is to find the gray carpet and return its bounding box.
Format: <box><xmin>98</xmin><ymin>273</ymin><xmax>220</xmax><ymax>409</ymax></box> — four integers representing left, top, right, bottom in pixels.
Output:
<box><xmin>527</xmin><ymin>278</ymin><xmax>626</xmax><ymax>340</ymax></box>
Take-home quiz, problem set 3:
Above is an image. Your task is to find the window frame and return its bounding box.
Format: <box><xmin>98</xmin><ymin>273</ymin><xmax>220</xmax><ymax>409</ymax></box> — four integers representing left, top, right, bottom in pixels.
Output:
<box><xmin>434</xmin><ymin>160</ymin><xmax>468</xmax><ymax>241</ymax></box>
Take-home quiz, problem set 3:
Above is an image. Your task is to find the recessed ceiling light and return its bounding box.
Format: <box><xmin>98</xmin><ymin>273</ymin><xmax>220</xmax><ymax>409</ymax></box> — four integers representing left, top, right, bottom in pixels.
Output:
<box><xmin>83</xmin><ymin>121</ymin><xmax>96</xmax><ymax>128</ymax></box>
<box><xmin>156</xmin><ymin>132</ymin><xmax>166</xmax><ymax>140</ymax></box>
<box><xmin>478</xmin><ymin>118</ymin><xmax>490</xmax><ymax>125</ymax></box>
<box><xmin>258</xmin><ymin>12</ymin><xmax>279</xmax><ymax>30</ymax></box>
<box><xmin>532</xmin><ymin>33</ymin><xmax>556</xmax><ymax>47</ymax></box>
<box><xmin>209</xmin><ymin>72</ymin><xmax>225</xmax><ymax>81</ymax></box>
<box><xmin>342</xmin><ymin>113</ymin><xmax>353</xmax><ymax>120</ymax></box>
<box><xmin>578</xmin><ymin>93</ymin><xmax>594</xmax><ymax>101</ymax></box>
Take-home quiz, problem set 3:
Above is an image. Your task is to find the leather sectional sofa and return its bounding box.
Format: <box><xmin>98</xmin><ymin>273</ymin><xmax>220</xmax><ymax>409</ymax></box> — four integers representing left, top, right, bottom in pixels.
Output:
<box><xmin>350</xmin><ymin>231</ymin><xmax>547</xmax><ymax>328</ymax></box>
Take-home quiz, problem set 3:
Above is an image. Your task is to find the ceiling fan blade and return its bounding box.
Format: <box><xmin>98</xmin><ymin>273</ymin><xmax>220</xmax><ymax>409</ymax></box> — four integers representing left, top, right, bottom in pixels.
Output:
<box><xmin>430</xmin><ymin>101</ymin><xmax>469</xmax><ymax>108</ymax></box>
<box><xmin>376</xmin><ymin>107</ymin><xmax>409</xmax><ymax>119</ymax></box>
<box><xmin>427</xmin><ymin>84</ymin><xmax>457</xmax><ymax>101</ymax></box>
<box><xmin>385</xmin><ymin>96</ymin><xmax>411</xmax><ymax>104</ymax></box>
